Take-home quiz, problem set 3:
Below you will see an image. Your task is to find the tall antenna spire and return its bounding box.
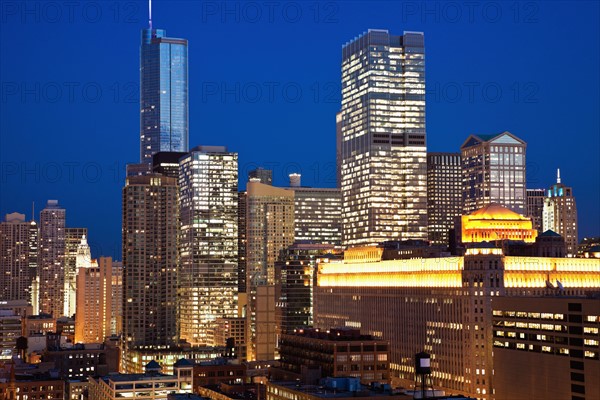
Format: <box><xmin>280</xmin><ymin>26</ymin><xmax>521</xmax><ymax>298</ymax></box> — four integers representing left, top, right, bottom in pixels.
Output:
<box><xmin>149</xmin><ymin>0</ymin><xmax>152</xmax><ymax>29</ymax></box>
<box><xmin>557</xmin><ymin>168</ymin><xmax>561</xmax><ymax>184</ymax></box>
<box><xmin>31</xmin><ymin>201</ymin><xmax>35</xmax><ymax>222</ymax></box>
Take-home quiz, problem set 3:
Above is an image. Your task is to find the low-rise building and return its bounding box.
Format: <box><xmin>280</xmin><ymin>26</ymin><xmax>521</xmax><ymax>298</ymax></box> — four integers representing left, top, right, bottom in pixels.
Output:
<box><xmin>274</xmin><ymin>328</ymin><xmax>390</xmax><ymax>385</ymax></box>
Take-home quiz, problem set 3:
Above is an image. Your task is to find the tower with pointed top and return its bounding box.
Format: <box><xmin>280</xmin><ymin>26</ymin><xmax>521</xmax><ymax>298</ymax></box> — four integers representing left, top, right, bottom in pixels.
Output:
<box><xmin>543</xmin><ymin>169</ymin><xmax>578</xmax><ymax>256</ymax></box>
<box><xmin>139</xmin><ymin>1</ymin><xmax>188</xmax><ymax>164</ymax></box>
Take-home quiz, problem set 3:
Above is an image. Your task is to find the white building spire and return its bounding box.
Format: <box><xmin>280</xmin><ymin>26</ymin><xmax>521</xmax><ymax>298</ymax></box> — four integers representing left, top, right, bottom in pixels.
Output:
<box><xmin>149</xmin><ymin>0</ymin><xmax>152</xmax><ymax>29</ymax></box>
<box><xmin>557</xmin><ymin>168</ymin><xmax>561</xmax><ymax>184</ymax></box>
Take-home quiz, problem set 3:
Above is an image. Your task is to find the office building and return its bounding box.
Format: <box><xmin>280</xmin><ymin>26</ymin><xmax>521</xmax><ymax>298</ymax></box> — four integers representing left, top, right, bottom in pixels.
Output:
<box><xmin>122</xmin><ymin>175</ymin><xmax>179</xmax><ymax>363</ymax></box>
<box><xmin>212</xmin><ymin>317</ymin><xmax>247</xmax><ymax>361</ymax></box>
<box><xmin>427</xmin><ymin>153</ymin><xmax>462</xmax><ymax>246</ymax></box>
<box><xmin>287</xmin><ymin>174</ymin><xmax>342</xmax><ymax>247</ymax></box>
<box><xmin>140</xmin><ymin>21</ymin><xmax>188</xmax><ymax>163</ymax></box>
<box><xmin>249</xmin><ymin>167</ymin><xmax>273</xmax><ymax>185</ymax></box>
<box><xmin>543</xmin><ymin>170</ymin><xmax>578</xmax><ymax>256</ymax></box>
<box><xmin>39</xmin><ymin>200</ymin><xmax>66</xmax><ymax>318</ymax></box>
<box><xmin>42</xmin><ymin>342</ymin><xmax>120</xmax><ymax>380</ymax></box>
<box><xmin>75</xmin><ymin>257</ymin><xmax>118</xmax><ymax>344</ymax></box>
<box><xmin>275</xmin><ymin>328</ymin><xmax>390</xmax><ymax>385</ymax></box>
<box><xmin>461</xmin><ymin>131</ymin><xmax>527</xmax><ymax>215</ymax></box>
<box><xmin>88</xmin><ymin>361</ymin><xmax>192</xmax><ymax>400</ymax></box>
<box><xmin>179</xmin><ymin>146</ymin><xmax>238</xmax><ymax>345</ymax></box>
<box><xmin>0</xmin><ymin>309</ymin><xmax>22</xmax><ymax>360</ymax></box>
<box><xmin>274</xmin><ymin>242</ymin><xmax>337</xmax><ymax>334</ymax></box>
<box><xmin>0</xmin><ymin>212</ymin><xmax>38</xmax><ymax>304</ymax></box>
<box><xmin>339</xmin><ymin>29</ymin><xmax>427</xmax><ymax>247</ymax></box>
<box><xmin>238</xmin><ymin>191</ymin><xmax>247</xmax><ymax>294</ymax></box>
<box><xmin>152</xmin><ymin>151</ymin><xmax>188</xmax><ymax>178</ymax></box>
<box><xmin>246</xmin><ymin>181</ymin><xmax>295</xmax><ymax>360</ymax></box>
<box><xmin>526</xmin><ymin>188</ymin><xmax>545</xmax><ymax>232</ymax></box>
<box><xmin>313</xmin><ymin>205</ymin><xmax>600</xmax><ymax>399</ymax></box>
<box><xmin>266</xmin><ymin>378</ymin><xmax>418</xmax><ymax>400</ymax></box>
<box><xmin>121</xmin><ymin>346</ymin><xmax>224</xmax><ymax>375</ymax></box>
<box><xmin>64</xmin><ymin>228</ymin><xmax>88</xmax><ymax>318</ymax></box>
<box><xmin>0</xmin><ymin>371</ymin><xmax>65</xmax><ymax>400</ymax></box>
<box><xmin>192</xmin><ymin>358</ymin><xmax>246</xmax><ymax>389</ymax></box>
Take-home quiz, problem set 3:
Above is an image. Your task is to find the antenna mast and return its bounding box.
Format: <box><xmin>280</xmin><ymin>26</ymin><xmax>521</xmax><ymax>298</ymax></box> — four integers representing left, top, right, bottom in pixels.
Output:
<box><xmin>149</xmin><ymin>0</ymin><xmax>152</xmax><ymax>29</ymax></box>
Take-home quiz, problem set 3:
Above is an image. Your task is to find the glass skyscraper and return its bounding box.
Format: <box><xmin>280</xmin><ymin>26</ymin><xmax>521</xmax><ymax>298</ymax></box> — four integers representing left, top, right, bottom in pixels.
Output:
<box><xmin>338</xmin><ymin>30</ymin><xmax>427</xmax><ymax>248</ymax></box>
<box><xmin>140</xmin><ymin>27</ymin><xmax>189</xmax><ymax>163</ymax></box>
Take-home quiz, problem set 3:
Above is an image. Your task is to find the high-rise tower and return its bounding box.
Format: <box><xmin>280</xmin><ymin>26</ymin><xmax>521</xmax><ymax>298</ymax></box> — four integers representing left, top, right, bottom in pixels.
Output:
<box><xmin>178</xmin><ymin>146</ymin><xmax>239</xmax><ymax>345</ymax></box>
<box><xmin>543</xmin><ymin>170</ymin><xmax>578</xmax><ymax>256</ymax></box>
<box><xmin>461</xmin><ymin>131</ymin><xmax>527</xmax><ymax>215</ymax></box>
<box><xmin>39</xmin><ymin>200</ymin><xmax>66</xmax><ymax>318</ymax></box>
<box><xmin>338</xmin><ymin>30</ymin><xmax>427</xmax><ymax>248</ymax></box>
<box><xmin>122</xmin><ymin>175</ymin><xmax>179</xmax><ymax>359</ymax></box>
<box><xmin>139</xmin><ymin>2</ymin><xmax>188</xmax><ymax>163</ymax></box>
<box><xmin>0</xmin><ymin>213</ymin><xmax>38</xmax><ymax>304</ymax></box>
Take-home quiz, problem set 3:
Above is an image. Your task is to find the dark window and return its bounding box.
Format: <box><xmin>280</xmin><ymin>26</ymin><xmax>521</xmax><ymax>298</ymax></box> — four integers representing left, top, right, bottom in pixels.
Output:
<box><xmin>570</xmin><ymin>372</ymin><xmax>585</xmax><ymax>382</ymax></box>
<box><xmin>568</xmin><ymin>303</ymin><xmax>582</xmax><ymax>312</ymax></box>
<box><xmin>569</xmin><ymin>314</ymin><xmax>583</xmax><ymax>323</ymax></box>
<box><xmin>571</xmin><ymin>384</ymin><xmax>585</xmax><ymax>394</ymax></box>
<box><xmin>570</xmin><ymin>360</ymin><xmax>584</xmax><ymax>370</ymax></box>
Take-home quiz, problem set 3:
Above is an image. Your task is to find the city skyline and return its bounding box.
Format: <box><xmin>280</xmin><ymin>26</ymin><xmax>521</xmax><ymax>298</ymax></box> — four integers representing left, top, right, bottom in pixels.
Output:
<box><xmin>1</xmin><ymin>1</ymin><xmax>599</xmax><ymax>258</ymax></box>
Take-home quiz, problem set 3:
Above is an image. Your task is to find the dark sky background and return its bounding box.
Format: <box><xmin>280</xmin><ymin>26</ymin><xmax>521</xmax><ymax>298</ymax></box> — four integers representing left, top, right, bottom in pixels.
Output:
<box><xmin>1</xmin><ymin>1</ymin><xmax>599</xmax><ymax>259</ymax></box>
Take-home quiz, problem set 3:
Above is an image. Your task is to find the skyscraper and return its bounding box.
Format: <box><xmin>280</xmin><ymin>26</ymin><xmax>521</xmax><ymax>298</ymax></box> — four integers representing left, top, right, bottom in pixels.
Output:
<box><xmin>461</xmin><ymin>131</ymin><xmax>527</xmax><ymax>215</ymax></box>
<box><xmin>122</xmin><ymin>175</ymin><xmax>179</xmax><ymax>360</ymax></box>
<box><xmin>246</xmin><ymin>181</ymin><xmax>295</xmax><ymax>360</ymax></box>
<box><xmin>75</xmin><ymin>256</ymin><xmax>114</xmax><ymax>344</ymax></box>
<box><xmin>286</xmin><ymin>174</ymin><xmax>342</xmax><ymax>247</ymax></box>
<box><xmin>339</xmin><ymin>29</ymin><xmax>427</xmax><ymax>248</ymax></box>
<box><xmin>543</xmin><ymin>170</ymin><xmax>578</xmax><ymax>256</ymax></box>
<box><xmin>178</xmin><ymin>146</ymin><xmax>239</xmax><ymax>345</ymax></box>
<box><xmin>64</xmin><ymin>227</ymin><xmax>87</xmax><ymax>318</ymax></box>
<box><xmin>427</xmin><ymin>153</ymin><xmax>462</xmax><ymax>246</ymax></box>
<box><xmin>39</xmin><ymin>200</ymin><xmax>66</xmax><ymax>318</ymax></box>
<box><xmin>238</xmin><ymin>191</ymin><xmax>247</xmax><ymax>294</ymax></box>
<box><xmin>139</xmin><ymin>11</ymin><xmax>188</xmax><ymax>163</ymax></box>
<box><xmin>0</xmin><ymin>213</ymin><xmax>38</xmax><ymax>304</ymax></box>
<box><xmin>248</xmin><ymin>167</ymin><xmax>273</xmax><ymax>185</ymax></box>
<box><xmin>526</xmin><ymin>188</ymin><xmax>545</xmax><ymax>232</ymax></box>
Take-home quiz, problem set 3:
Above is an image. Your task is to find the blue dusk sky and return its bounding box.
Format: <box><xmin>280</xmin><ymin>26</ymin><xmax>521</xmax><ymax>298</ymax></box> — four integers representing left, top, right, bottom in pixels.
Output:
<box><xmin>0</xmin><ymin>1</ymin><xmax>598</xmax><ymax>259</ymax></box>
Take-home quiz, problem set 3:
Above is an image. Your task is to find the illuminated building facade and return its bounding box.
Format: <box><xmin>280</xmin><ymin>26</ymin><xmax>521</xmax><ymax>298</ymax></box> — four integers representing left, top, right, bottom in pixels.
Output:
<box><xmin>526</xmin><ymin>188</ymin><xmax>545</xmax><ymax>232</ymax></box>
<box><xmin>461</xmin><ymin>132</ymin><xmax>527</xmax><ymax>215</ymax></box>
<box><xmin>246</xmin><ymin>181</ymin><xmax>295</xmax><ymax>360</ymax></box>
<box><xmin>461</xmin><ymin>203</ymin><xmax>538</xmax><ymax>244</ymax></box>
<box><xmin>275</xmin><ymin>328</ymin><xmax>390</xmax><ymax>385</ymax></box>
<box><xmin>88</xmin><ymin>362</ymin><xmax>192</xmax><ymax>400</ymax></box>
<box><xmin>140</xmin><ymin>26</ymin><xmax>188</xmax><ymax>164</ymax></box>
<box><xmin>427</xmin><ymin>153</ymin><xmax>462</xmax><ymax>246</ymax></box>
<box><xmin>40</xmin><ymin>200</ymin><xmax>66</xmax><ymax>319</ymax></box>
<box><xmin>543</xmin><ymin>170</ymin><xmax>578</xmax><ymax>256</ymax></box>
<box><xmin>122</xmin><ymin>175</ymin><xmax>179</xmax><ymax>366</ymax></box>
<box><xmin>179</xmin><ymin>146</ymin><xmax>238</xmax><ymax>346</ymax></box>
<box><xmin>339</xmin><ymin>29</ymin><xmax>427</xmax><ymax>247</ymax></box>
<box><xmin>492</xmin><ymin>297</ymin><xmax>599</xmax><ymax>400</ymax></box>
<box><xmin>274</xmin><ymin>243</ymin><xmax>337</xmax><ymax>334</ymax></box>
<box><xmin>238</xmin><ymin>191</ymin><xmax>247</xmax><ymax>294</ymax></box>
<box><xmin>75</xmin><ymin>257</ymin><xmax>117</xmax><ymax>344</ymax></box>
<box><xmin>64</xmin><ymin>228</ymin><xmax>88</xmax><ymax>318</ymax></box>
<box><xmin>0</xmin><ymin>212</ymin><xmax>38</xmax><ymax>304</ymax></box>
<box><xmin>121</xmin><ymin>347</ymin><xmax>224</xmax><ymax>375</ymax></box>
<box><xmin>287</xmin><ymin>175</ymin><xmax>342</xmax><ymax>247</ymax></box>
<box><xmin>314</xmin><ymin>245</ymin><xmax>600</xmax><ymax>399</ymax></box>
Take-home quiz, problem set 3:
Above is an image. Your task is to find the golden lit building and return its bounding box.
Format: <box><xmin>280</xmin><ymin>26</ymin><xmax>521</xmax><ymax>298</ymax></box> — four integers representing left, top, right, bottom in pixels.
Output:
<box><xmin>314</xmin><ymin>243</ymin><xmax>600</xmax><ymax>399</ymax></box>
<box><xmin>461</xmin><ymin>203</ymin><xmax>537</xmax><ymax>244</ymax></box>
<box><xmin>246</xmin><ymin>181</ymin><xmax>295</xmax><ymax>361</ymax></box>
<box><xmin>75</xmin><ymin>257</ymin><xmax>117</xmax><ymax>344</ymax></box>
